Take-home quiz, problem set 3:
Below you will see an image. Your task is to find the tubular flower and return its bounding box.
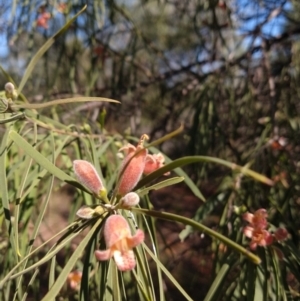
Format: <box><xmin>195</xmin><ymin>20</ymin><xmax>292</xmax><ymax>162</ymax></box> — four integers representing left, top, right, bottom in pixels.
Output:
<box><xmin>243</xmin><ymin>226</ymin><xmax>273</xmax><ymax>250</ymax></box>
<box><xmin>117</xmin><ymin>134</ymin><xmax>148</xmax><ymax>196</ymax></box>
<box><xmin>73</xmin><ymin>160</ymin><xmax>105</xmax><ymax>196</ymax></box>
<box><xmin>143</xmin><ymin>153</ymin><xmax>170</xmax><ymax>176</ymax></box>
<box><xmin>95</xmin><ymin>215</ymin><xmax>144</xmax><ymax>271</ymax></box>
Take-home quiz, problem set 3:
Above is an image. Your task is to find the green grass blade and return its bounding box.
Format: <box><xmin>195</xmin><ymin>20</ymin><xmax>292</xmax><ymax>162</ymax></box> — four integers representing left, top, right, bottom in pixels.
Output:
<box><xmin>0</xmin><ymin>221</ymin><xmax>79</xmax><ymax>289</ymax></box>
<box><xmin>132</xmin><ymin>208</ymin><xmax>261</xmax><ymax>265</ymax></box>
<box><xmin>12</xmin><ymin>97</ymin><xmax>120</xmax><ymax>110</ymax></box>
<box><xmin>0</xmin><ymin>126</ymin><xmax>18</xmax><ymax>258</ymax></box>
<box><xmin>137</xmin><ymin>177</ymin><xmax>184</xmax><ymax>196</ymax></box>
<box><xmin>136</xmin><ymin>156</ymin><xmax>274</xmax><ymax>192</ymax></box>
<box><xmin>112</xmin><ymin>264</ymin><xmax>121</xmax><ymax>301</ymax></box>
<box><xmin>8</xmin><ymin>131</ymin><xmax>86</xmax><ymax>191</ymax></box>
<box><xmin>41</xmin><ymin>218</ymin><xmax>103</xmax><ymax>300</ymax></box>
<box><xmin>49</xmin><ymin>255</ymin><xmax>56</xmax><ymax>292</ymax></box>
<box><xmin>131</xmin><ymin>269</ymin><xmax>152</xmax><ymax>301</ymax></box>
<box><xmin>20</xmin><ymin>269</ymin><xmax>39</xmax><ymax>301</ymax></box>
<box><xmin>9</xmin><ymin>227</ymin><xmax>84</xmax><ymax>281</ymax></box>
<box><xmin>203</xmin><ymin>263</ymin><xmax>231</xmax><ymax>301</ymax></box>
<box><xmin>143</xmin><ymin>243</ymin><xmax>194</xmax><ymax>301</ymax></box>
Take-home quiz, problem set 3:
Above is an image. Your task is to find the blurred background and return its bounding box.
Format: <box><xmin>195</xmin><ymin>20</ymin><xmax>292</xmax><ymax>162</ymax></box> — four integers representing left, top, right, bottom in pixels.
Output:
<box><xmin>1</xmin><ymin>0</ymin><xmax>299</xmax><ymax>168</ymax></box>
<box><xmin>0</xmin><ymin>0</ymin><xmax>300</xmax><ymax>299</ymax></box>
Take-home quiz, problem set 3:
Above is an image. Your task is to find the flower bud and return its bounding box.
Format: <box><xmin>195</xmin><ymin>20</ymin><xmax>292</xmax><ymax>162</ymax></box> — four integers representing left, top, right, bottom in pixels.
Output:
<box><xmin>117</xmin><ymin>135</ymin><xmax>148</xmax><ymax>196</ymax></box>
<box><xmin>121</xmin><ymin>192</ymin><xmax>140</xmax><ymax>208</ymax></box>
<box><xmin>76</xmin><ymin>206</ymin><xmax>96</xmax><ymax>219</ymax></box>
<box><xmin>144</xmin><ymin>153</ymin><xmax>169</xmax><ymax>175</ymax></box>
<box><xmin>4</xmin><ymin>82</ymin><xmax>18</xmax><ymax>100</ymax></box>
<box><xmin>274</xmin><ymin>228</ymin><xmax>288</xmax><ymax>242</ymax></box>
<box><xmin>73</xmin><ymin>160</ymin><xmax>105</xmax><ymax>195</ymax></box>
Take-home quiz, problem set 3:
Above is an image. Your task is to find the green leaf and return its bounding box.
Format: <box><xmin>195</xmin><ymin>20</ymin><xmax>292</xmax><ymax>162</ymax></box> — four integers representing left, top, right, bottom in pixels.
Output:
<box><xmin>132</xmin><ymin>207</ymin><xmax>261</xmax><ymax>265</ymax></box>
<box><xmin>41</xmin><ymin>218</ymin><xmax>103</xmax><ymax>300</ymax></box>
<box><xmin>136</xmin><ymin>156</ymin><xmax>274</xmax><ymax>196</ymax></box>
<box><xmin>143</xmin><ymin>244</ymin><xmax>193</xmax><ymax>301</ymax></box>
<box><xmin>203</xmin><ymin>263</ymin><xmax>231</xmax><ymax>301</ymax></box>
<box><xmin>0</xmin><ymin>126</ymin><xmax>18</xmax><ymax>259</ymax></box>
<box><xmin>137</xmin><ymin>177</ymin><xmax>184</xmax><ymax>196</ymax></box>
<box><xmin>12</xmin><ymin>97</ymin><xmax>120</xmax><ymax>110</ymax></box>
<box><xmin>8</xmin><ymin>131</ymin><xmax>86</xmax><ymax>191</ymax></box>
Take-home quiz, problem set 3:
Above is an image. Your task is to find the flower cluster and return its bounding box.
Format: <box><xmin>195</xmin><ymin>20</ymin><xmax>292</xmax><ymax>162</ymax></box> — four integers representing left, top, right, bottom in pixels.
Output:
<box><xmin>117</xmin><ymin>134</ymin><xmax>168</xmax><ymax>196</ymax></box>
<box><xmin>73</xmin><ymin>134</ymin><xmax>168</xmax><ymax>271</ymax></box>
<box><xmin>243</xmin><ymin>209</ymin><xmax>288</xmax><ymax>250</ymax></box>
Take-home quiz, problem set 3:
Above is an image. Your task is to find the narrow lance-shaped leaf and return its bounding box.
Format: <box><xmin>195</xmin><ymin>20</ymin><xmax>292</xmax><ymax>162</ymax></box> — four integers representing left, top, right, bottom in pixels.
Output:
<box><xmin>132</xmin><ymin>207</ymin><xmax>261</xmax><ymax>265</ymax></box>
<box><xmin>9</xmin><ymin>131</ymin><xmax>87</xmax><ymax>191</ymax></box>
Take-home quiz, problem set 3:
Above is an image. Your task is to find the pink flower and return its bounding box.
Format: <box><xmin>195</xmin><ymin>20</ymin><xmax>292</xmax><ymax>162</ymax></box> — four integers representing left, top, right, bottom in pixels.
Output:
<box><xmin>36</xmin><ymin>12</ymin><xmax>51</xmax><ymax>29</ymax></box>
<box><xmin>73</xmin><ymin>160</ymin><xmax>105</xmax><ymax>195</ymax></box>
<box><xmin>95</xmin><ymin>215</ymin><xmax>144</xmax><ymax>271</ymax></box>
<box><xmin>243</xmin><ymin>208</ymin><xmax>273</xmax><ymax>250</ymax></box>
<box><xmin>117</xmin><ymin>134</ymin><xmax>148</xmax><ymax>196</ymax></box>
<box><xmin>67</xmin><ymin>270</ymin><xmax>82</xmax><ymax>290</ymax></box>
<box><xmin>243</xmin><ymin>226</ymin><xmax>273</xmax><ymax>250</ymax></box>
<box><xmin>243</xmin><ymin>209</ymin><xmax>268</xmax><ymax>230</ymax></box>
<box><xmin>274</xmin><ymin>228</ymin><xmax>288</xmax><ymax>242</ymax></box>
<box><xmin>143</xmin><ymin>153</ymin><xmax>170</xmax><ymax>175</ymax></box>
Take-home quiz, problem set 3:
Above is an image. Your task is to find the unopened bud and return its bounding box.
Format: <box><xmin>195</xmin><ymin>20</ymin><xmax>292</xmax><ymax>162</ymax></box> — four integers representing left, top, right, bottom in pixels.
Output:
<box><xmin>274</xmin><ymin>228</ymin><xmax>289</xmax><ymax>242</ymax></box>
<box><xmin>121</xmin><ymin>192</ymin><xmax>140</xmax><ymax>208</ymax></box>
<box><xmin>73</xmin><ymin>160</ymin><xmax>105</xmax><ymax>196</ymax></box>
<box><xmin>76</xmin><ymin>206</ymin><xmax>95</xmax><ymax>219</ymax></box>
<box><xmin>4</xmin><ymin>82</ymin><xmax>18</xmax><ymax>100</ymax></box>
<box><xmin>4</xmin><ymin>82</ymin><xmax>14</xmax><ymax>93</ymax></box>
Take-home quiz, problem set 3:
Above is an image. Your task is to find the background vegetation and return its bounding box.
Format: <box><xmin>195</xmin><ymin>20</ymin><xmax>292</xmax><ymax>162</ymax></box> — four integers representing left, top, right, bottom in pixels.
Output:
<box><xmin>0</xmin><ymin>0</ymin><xmax>300</xmax><ymax>300</ymax></box>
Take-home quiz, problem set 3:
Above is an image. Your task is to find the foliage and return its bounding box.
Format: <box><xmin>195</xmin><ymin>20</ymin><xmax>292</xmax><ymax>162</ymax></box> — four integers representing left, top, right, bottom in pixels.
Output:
<box><xmin>0</xmin><ymin>1</ymin><xmax>300</xmax><ymax>300</ymax></box>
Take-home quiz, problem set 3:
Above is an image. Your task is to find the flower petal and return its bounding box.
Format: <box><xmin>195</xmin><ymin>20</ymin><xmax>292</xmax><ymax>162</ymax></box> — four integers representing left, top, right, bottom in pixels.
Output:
<box><xmin>242</xmin><ymin>212</ymin><xmax>254</xmax><ymax>224</ymax></box>
<box><xmin>127</xmin><ymin>229</ymin><xmax>144</xmax><ymax>248</ymax></box>
<box><xmin>117</xmin><ymin>145</ymin><xmax>147</xmax><ymax>196</ymax></box>
<box><xmin>143</xmin><ymin>153</ymin><xmax>169</xmax><ymax>175</ymax></box>
<box><xmin>95</xmin><ymin>249</ymin><xmax>112</xmax><ymax>261</ymax></box>
<box><xmin>243</xmin><ymin>226</ymin><xmax>254</xmax><ymax>238</ymax></box>
<box><xmin>104</xmin><ymin>215</ymin><xmax>131</xmax><ymax>247</ymax></box>
<box><xmin>113</xmin><ymin>250</ymin><xmax>136</xmax><ymax>271</ymax></box>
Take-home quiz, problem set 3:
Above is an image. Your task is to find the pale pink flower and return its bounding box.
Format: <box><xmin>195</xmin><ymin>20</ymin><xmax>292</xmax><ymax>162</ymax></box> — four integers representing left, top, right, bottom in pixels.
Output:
<box><xmin>243</xmin><ymin>208</ymin><xmax>273</xmax><ymax>250</ymax></box>
<box><xmin>117</xmin><ymin>135</ymin><xmax>148</xmax><ymax>196</ymax></box>
<box><xmin>95</xmin><ymin>215</ymin><xmax>144</xmax><ymax>271</ymax></box>
<box><xmin>243</xmin><ymin>208</ymin><xmax>268</xmax><ymax>230</ymax></box>
<box><xmin>67</xmin><ymin>270</ymin><xmax>82</xmax><ymax>290</ymax></box>
<box><xmin>36</xmin><ymin>12</ymin><xmax>51</xmax><ymax>29</ymax></box>
<box><xmin>143</xmin><ymin>153</ymin><xmax>170</xmax><ymax>176</ymax></box>
<box><xmin>73</xmin><ymin>160</ymin><xmax>104</xmax><ymax>195</ymax></box>
<box><xmin>243</xmin><ymin>226</ymin><xmax>273</xmax><ymax>250</ymax></box>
